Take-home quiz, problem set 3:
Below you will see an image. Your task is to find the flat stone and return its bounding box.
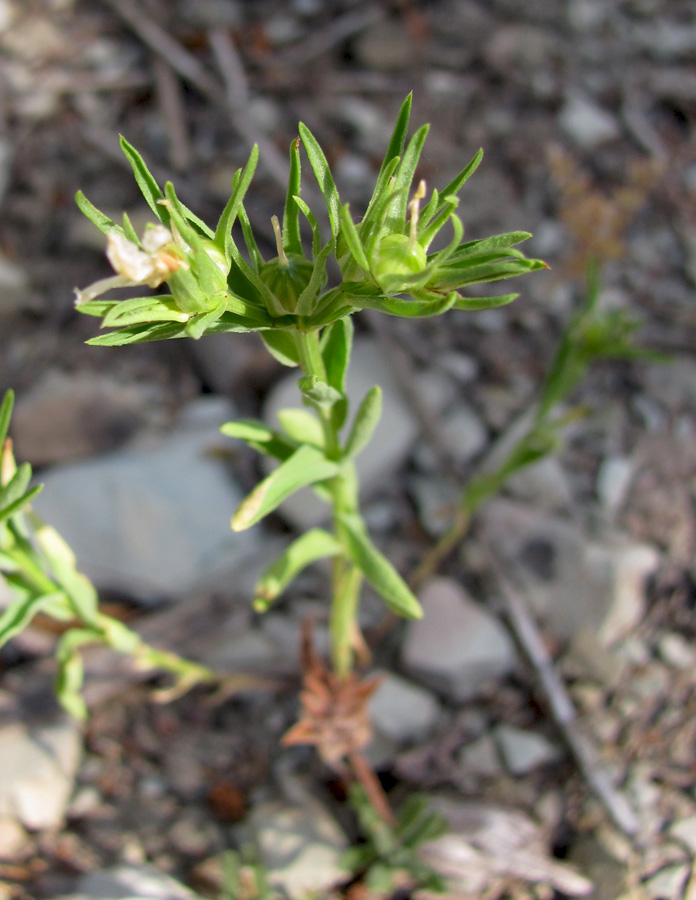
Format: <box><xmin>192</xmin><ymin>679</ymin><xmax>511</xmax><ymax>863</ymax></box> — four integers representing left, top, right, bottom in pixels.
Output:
<box><xmin>494</xmin><ymin>725</ymin><xmax>561</xmax><ymax>775</ymax></box>
<box><xmin>369</xmin><ymin>671</ymin><xmax>441</xmax><ymax>743</ymax></box>
<box><xmin>12</xmin><ymin>370</ymin><xmax>157</xmax><ymax>465</ymax></box>
<box><xmin>559</xmin><ymin>93</ymin><xmax>620</xmax><ymax>148</ymax></box>
<box><xmin>33</xmin><ymin>398</ymin><xmax>257</xmax><ymax>600</ymax></box>
<box><xmin>263</xmin><ymin>339</ymin><xmax>418</xmax><ymax>529</ymax></box>
<box><xmin>250</xmin><ymin>796</ymin><xmax>347</xmax><ymax>900</ymax></box>
<box><xmin>402</xmin><ymin>577</ymin><xmax>517</xmax><ymax>700</ymax></box>
<box><xmin>643</xmin><ymin>863</ymin><xmax>690</xmax><ymax>899</ymax></box>
<box><xmin>0</xmin><ymin>717</ymin><xmax>82</xmax><ymax>829</ymax></box>
<box><xmin>68</xmin><ymin>863</ymin><xmax>196</xmax><ymax>899</ymax></box>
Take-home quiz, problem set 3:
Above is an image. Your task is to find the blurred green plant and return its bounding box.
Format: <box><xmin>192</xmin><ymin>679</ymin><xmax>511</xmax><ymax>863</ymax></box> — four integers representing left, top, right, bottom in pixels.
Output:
<box><xmin>0</xmin><ymin>389</ymin><xmax>216</xmax><ymax>719</ymax></box>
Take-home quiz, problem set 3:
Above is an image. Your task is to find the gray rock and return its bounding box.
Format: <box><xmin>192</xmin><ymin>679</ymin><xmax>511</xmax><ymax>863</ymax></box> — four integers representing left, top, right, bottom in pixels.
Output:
<box><xmin>353</xmin><ymin>18</ymin><xmax>415</xmax><ymax>72</ymax></box>
<box><xmin>369</xmin><ymin>671</ymin><xmax>441</xmax><ymax>743</ymax></box>
<box><xmin>12</xmin><ymin>370</ymin><xmax>158</xmax><ymax>465</ymax></box>
<box><xmin>494</xmin><ymin>725</ymin><xmax>561</xmax><ymax>775</ymax></box>
<box><xmin>402</xmin><ymin>577</ymin><xmax>517</xmax><ymax>701</ymax></box>
<box><xmin>409</xmin><ymin>475</ymin><xmax>458</xmax><ymax>537</ymax></box>
<box><xmin>33</xmin><ymin>398</ymin><xmax>257</xmax><ymax>600</ymax></box>
<box><xmin>507</xmin><ymin>456</ymin><xmax>574</xmax><ymax>511</ymax></box>
<box><xmin>478</xmin><ymin>500</ymin><xmax>659</xmax><ymax>643</ymax></box>
<box><xmin>263</xmin><ymin>339</ymin><xmax>418</xmax><ymax>529</ymax></box>
<box><xmin>249</xmin><ymin>796</ymin><xmax>347</xmax><ymax>900</ymax></box>
<box><xmin>456</xmin><ymin>733</ymin><xmax>501</xmax><ymax>777</ymax></box>
<box><xmin>644</xmin><ymin>356</ymin><xmax>696</xmax><ymax>411</ymax></box>
<box><xmin>559</xmin><ymin>93</ymin><xmax>620</xmax><ymax>148</ymax></box>
<box><xmin>0</xmin><ymin>717</ymin><xmax>82</xmax><ymax>829</ymax></box>
<box><xmin>67</xmin><ymin>864</ymin><xmax>196</xmax><ymax>899</ymax></box>
<box><xmin>440</xmin><ymin>403</ymin><xmax>488</xmax><ymax>466</ymax></box>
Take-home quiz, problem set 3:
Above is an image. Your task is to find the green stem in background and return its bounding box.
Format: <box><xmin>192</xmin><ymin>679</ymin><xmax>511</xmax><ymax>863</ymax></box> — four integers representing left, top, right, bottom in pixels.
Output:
<box><xmin>293</xmin><ymin>327</ymin><xmax>362</xmax><ymax>676</ymax></box>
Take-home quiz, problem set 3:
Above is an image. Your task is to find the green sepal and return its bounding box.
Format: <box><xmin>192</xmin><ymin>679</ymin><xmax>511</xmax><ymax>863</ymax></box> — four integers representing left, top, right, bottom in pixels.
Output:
<box><xmin>383</xmin><ymin>124</ymin><xmax>429</xmax><ymax>236</ymax></box>
<box><xmin>295</xmin><ymin>239</ymin><xmax>333</xmax><ymax>317</ymax></box>
<box><xmin>253</xmin><ymin>528</ymin><xmax>343</xmax><ymax>612</ymax></box>
<box><xmin>337</xmin><ymin>513</ymin><xmax>423</xmax><ymax>619</ymax></box>
<box><xmin>298</xmin><ymin>123</ymin><xmax>341</xmax><ymax>237</ymax></box>
<box><xmin>339</xmin><ymin>204</ymin><xmax>370</xmax><ymax>272</ymax></box>
<box><xmin>342</xmin><ymin>386</ymin><xmax>382</xmax><ymax>460</ymax></box>
<box><xmin>231</xmin><ymin>445</ymin><xmax>339</xmax><ymax>531</ymax></box>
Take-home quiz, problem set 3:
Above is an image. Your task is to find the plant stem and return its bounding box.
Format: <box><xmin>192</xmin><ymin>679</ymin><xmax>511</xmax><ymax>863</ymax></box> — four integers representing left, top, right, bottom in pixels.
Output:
<box><xmin>293</xmin><ymin>327</ymin><xmax>363</xmax><ymax>677</ymax></box>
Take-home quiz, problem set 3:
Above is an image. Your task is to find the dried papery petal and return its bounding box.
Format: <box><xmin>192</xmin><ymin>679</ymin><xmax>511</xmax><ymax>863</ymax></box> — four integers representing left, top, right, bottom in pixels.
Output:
<box><xmin>106</xmin><ymin>229</ymin><xmax>181</xmax><ymax>288</ymax></box>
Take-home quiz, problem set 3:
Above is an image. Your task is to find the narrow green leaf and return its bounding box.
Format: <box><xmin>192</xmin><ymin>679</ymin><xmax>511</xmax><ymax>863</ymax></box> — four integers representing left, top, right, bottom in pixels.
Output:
<box><xmin>261</xmin><ymin>330</ymin><xmax>300</xmax><ymax>366</ymax></box>
<box><xmin>119</xmin><ymin>136</ymin><xmax>167</xmax><ymax>225</ymax></box>
<box><xmin>277</xmin><ymin>408</ymin><xmax>324</xmax><ymax>447</ymax></box>
<box><xmin>253</xmin><ymin>528</ymin><xmax>343</xmax><ymax>611</ymax></box>
<box><xmin>339</xmin><ymin>205</ymin><xmax>370</xmax><ymax>272</ymax></box>
<box><xmin>86</xmin><ymin>322</ymin><xmax>187</xmax><ymax>346</ymax></box>
<box><xmin>237</xmin><ymin>199</ymin><xmax>264</xmax><ymax>271</ymax></box>
<box><xmin>379</xmin><ymin>93</ymin><xmax>412</xmax><ymax>179</ymax></box>
<box><xmin>32</xmin><ymin>521</ymin><xmax>99</xmax><ymax>625</ymax></box>
<box><xmin>343</xmin><ymin>386</ymin><xmax>382</xmax><ymax>459</ymax></box>
<box><xmin>215</xmin><ymin>144</ymin><xmax>259</xmax><ymax>260</ymax></box>
<box><xmin>221</xmin><ymin>419</ymin><xmax>277</xmax><ymax>443</ymax></box>
<box><xmin>0</xmin><ymin>390</ymin><xmax>13</xmax><ymax>448</ymax></box>
<box><xmin>384</xmin><ymin>124</ymin><xmax>429</xmax><ymax>235</ymax></box>
<box><xmin>55</xmin><ymin>629</ymin><xmax>94</xmax><ymax>720</ymax></box>
<box><xmin>450</xmin><ymin>231</ymin><xmax>533</xmax><ymax>260</ymax></box>
<box><xmin>322</xmin><ymin>316</ymin><xmax>353</xmax><ymax>395</ymax></box>
<box><xmin>298</xmin><ymin>123</ymin><xmax>340</xmax><ymax>237</ymax></box>
<box><xmin>0</xmin><ymin>590</ymin><xmax>64</xmax><ymax>648</ymax></box>
<box><xmin>349</xmin><ymin>291</ymin><xmax>457</xmax><ymax>319</ymax></box>
<box><xmin>295</xmin><ymin>238</ymin><xmax>334</xmax><ymax>317</ymax></box>
<box><xmin>102</xmin><ymin>296</ymin><xmax>190</xmax><ymax>328</ymax></box>
<box><xmin>0</xmin><ymin>461</ymin><xmax>31</xmax><ymax>509</ymax></box>
<box><xmin>438</xmin><ymin>148</ymin><xmax>484</xmax><ymax>202</ymax></box>
<box><xmin>283</xmin><ymin>137</ymin><xmax>303</xmax><ymax>255</ymax></box>
<box><xmin>451</xmin><ymin>292</ymin><xmax>519</xmax><ymax>311</ymax></box>
<box><xmin>75</xmin><ymin>191</ymin><xmax>123</xmax><ymax>237</ymax></box>
<box><xmin>293</xmin><ymin>195</ymin><xmax>322</xmax><ymax>259</ymax></box>
<box><xmin>121</xmin><ymin>211</ymin><xmax>140</xmax><ymax>245</ymax></box>
<box><xmin>338</xmin><ymin>514</ymin><xmax>422</xmax><ymax>619</ymax></box>
<box><xmin>231</xmin><ymin>445</ymin><xmax>339</xmax><ymax>531</ymax></box>
<box><xmin>0</xmin><ymin>485</ymin><xmax>43</xmax><ymax>525</ymax></box>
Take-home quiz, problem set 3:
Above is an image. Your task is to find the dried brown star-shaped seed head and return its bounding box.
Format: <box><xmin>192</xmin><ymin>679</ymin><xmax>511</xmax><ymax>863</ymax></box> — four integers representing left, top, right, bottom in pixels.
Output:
<box><xmin>281</xmin><ymin>620</ymin><xmax>382</xmax><ymax>769</ymax></box>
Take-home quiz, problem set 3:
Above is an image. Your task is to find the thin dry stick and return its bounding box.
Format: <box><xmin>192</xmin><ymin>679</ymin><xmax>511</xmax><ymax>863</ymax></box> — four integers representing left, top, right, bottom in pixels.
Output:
<box><xmin>280</xmin><ymin>6</ymin><xmax>386</xmax><ymax>65</ymax></box>
<box><xmin>494</xmin><ymin>566</ymin><xmax>639</xmax><ymax>837</ymax></box>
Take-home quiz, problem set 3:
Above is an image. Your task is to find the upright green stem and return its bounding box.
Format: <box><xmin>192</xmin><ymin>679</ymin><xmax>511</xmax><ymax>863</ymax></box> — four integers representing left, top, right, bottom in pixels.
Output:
<box><xmin>293</xmin><ymin>327</ymin><xmax>362</xmax><ymax>677</ymax></box>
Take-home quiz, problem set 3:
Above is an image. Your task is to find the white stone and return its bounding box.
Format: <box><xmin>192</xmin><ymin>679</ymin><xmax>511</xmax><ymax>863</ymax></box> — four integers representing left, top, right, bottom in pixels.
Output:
<box><xmin>441</xmin><ymin>403</ymin><xmax>488</xmax><ymax>466</ymax></box>
<box><xmin>251</xmin><ymin>797</ymin><xmax>347</xmax><ymax>900</ymax></box>
<box><xmin>643</xmin><ymin>864</ymin><xmax>690</xmax><ymax>899</ymax></box>
<box><xmin>507</xmin><ymin>456</ymin><xmax>573</xmax><ymax>511</ymax></box>
<box><xmin>33</xmin><ymin>398</ymin><xmax>256</xmax><ymax>600</ymax></box>
<box><xmin>658</xmin><ymin>632</ymin><xmax>696</xmax><ymax>670</ymax></box>
<box><xmin>263</xmin><ymin>339</ymin><xmax>418</xmax><ymax>529</ymax></box>
<box><xmin>494</xmin><ymin>725</ymin><xmax>561</xmax><ymax>775</ymax></box>
<box><xmin>402</xmin><ymin>577</ymin><xmax>517</xmax><ymax>700</ymax></box>
<box><xmin>369</xmin><ymin>671</ymin><xmax>441</xmax><ymax>743</ymax></box>
<box><xmin>597</xmin><ymin>455</ymin><xmax>634</xmax><ymax>516</ymax></box>
<box><xmin>559</xmin><ymin>93</ymin><xmax>620</xmax><ymax>149</ymax></box>
<box><xmin>669</xmin><ymin>816</ymin><xmax>696</xmax><ymax>854</ymax></box>
<box><xmin>0</xmin><ymin>718</ymin><xmax>82</xmax><ymax>829</ymax></box>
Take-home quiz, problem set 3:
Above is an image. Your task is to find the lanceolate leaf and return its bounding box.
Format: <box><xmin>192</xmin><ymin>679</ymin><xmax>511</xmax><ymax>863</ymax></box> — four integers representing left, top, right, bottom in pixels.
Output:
<box><xmin>0</xmin><ymin>485</ymin><xmax>43</xmax><ymax>525</ymax></box>
<box><xmin>384</xmin><ymin>124</ymin><xmax>429</xmax><ymax>235</ymax></box>
<box><xmin>283</xmin><ymin>137</ymin><xmax>303</xmax><ymax>256</ymax></box>
<box><xmin>338</xmin><ymin>513</ymin><xmax>423</xmax><ymax>619</ymax></box>
<box><xmin>452</xmin><ymin>293</ymin><xmax>519</xmax><ymax>311</ymax></box>
<box><xmin>277</xmin><ymin>408</ymin><xmax>324</xmax><ymax>447</ymax></box>
<box><xmin>253</xmin><ymin>528</ymin><xmax>343</xmax><ymax>611</ymax></box>
<box><xmin>119</xmin><ymin>136</ymin><xmax>167</xmax><ymax>225</ymax></box>
<box><xmin>75</xmin><ymin>192</ymin><xmax>124</xmax><ymax>238</ymax></box>
<box><xmin>231</xmin><ymin>445</ymin><xmax>339</xmax><ymax>531</ymax></box>
<box><xmin>342</xmin><ymin>386</ymin><xmax>382</xmax><ymax>459</ymax></box>
<box><xmin>298</xmin><ymin>123</ymin><xmax>341</xmax><ymax>237</ymax></box>
<box><xmin>215</xmin><ymin>144</ymin><xmax>259</xmax><ymax>261</ymax></box>
<box><xmin>261</xmin><ymin>330</ymin><xmax>300</xmax><ymax>367</ymax></box>
<box><xmin>0</xmin><ymin>390</ymin><xmax>13</xmax><ymax>448</ymax></box>
<box><xmin>0</xmin><ymin>591</ymin><xmax>64</xmax><ymax>648</ymax></box>
<box><xmin>322</xmin><ymin>317</ymin><xmax>353</xmax><ymax>396</ymax></box>
<box><xmin>379</xmin><ymin>92</ymin><xmax>412</xmax><ymax>180</ymax></box>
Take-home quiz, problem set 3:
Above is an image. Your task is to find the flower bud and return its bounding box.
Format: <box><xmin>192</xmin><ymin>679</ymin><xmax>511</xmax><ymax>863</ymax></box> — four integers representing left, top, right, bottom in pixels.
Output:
<box><xmin>373</xmin><ymin>234</ymin><xmax>427</xmax><ymax>283</ymax></box>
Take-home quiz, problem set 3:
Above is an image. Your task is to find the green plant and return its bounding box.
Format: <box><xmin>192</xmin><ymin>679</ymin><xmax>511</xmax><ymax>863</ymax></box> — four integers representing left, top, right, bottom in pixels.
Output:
<box><xmin>1</xmin><ymin>95</ymin><xmax>544</xmax><ymax>828</ymax></box>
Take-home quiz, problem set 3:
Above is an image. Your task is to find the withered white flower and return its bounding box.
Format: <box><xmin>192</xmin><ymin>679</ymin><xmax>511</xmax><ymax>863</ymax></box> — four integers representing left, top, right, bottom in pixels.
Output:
<box><xmin>74</xmin><ymin>224</ymin><xmax>185</xmax><ymax>306</ymax></box>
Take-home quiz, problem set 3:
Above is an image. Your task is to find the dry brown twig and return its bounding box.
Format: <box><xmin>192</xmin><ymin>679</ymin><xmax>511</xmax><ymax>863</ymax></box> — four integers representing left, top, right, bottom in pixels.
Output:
<box><xmin>492</xmin><ymin>564</ymin><xmax>639</xmax><ymax>838</ymax></box>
